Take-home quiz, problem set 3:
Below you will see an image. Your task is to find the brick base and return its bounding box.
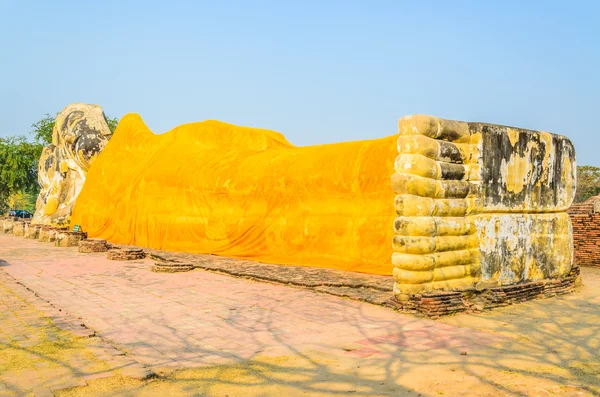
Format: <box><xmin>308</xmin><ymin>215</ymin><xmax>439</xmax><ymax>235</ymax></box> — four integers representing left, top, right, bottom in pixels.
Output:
<box><xmin>387</xmin><ymin>265</ymin><xmax>581</xmax><ymax>317</ymax></box>
<box><xmin>78</xmin><ymin>239</ymin><xmax>109</xmax><ymax>253</ymax></box>
<box><xmin>54</xmin><ymin>231</ymin><xmax>87</xmax><ymax>247</ymax></box>
<box><xmin>12</xmin><ymin>221</ymin><xmax>28</xmax><ymax>237</ymax></box>
<box><xmin>38</xmin><ymin>227</ymin><xmax>68</xmax><ymax>243</ymax></box>
<box><xmin>107</xmin><ymin>248</ymin><xmax>146</xmax><ymax>261</ymax></box>
<box><xmin>151</xmin><ymin>261</ymin><xmax>194</xmax><ymax>273</ymax></box>
<box><xmin>24</xmin><ymin>224</ymin><xmax>41</xmax><ymax>239</ymax></box>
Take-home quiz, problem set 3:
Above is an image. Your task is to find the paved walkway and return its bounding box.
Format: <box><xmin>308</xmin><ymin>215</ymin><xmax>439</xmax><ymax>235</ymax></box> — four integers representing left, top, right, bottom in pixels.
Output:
<box><xmin>1</xmin><ymin>233</ymin><xmax>599</xmax><ymax>396</ymax></box>
<box><xmin>0</xmin><ymin>266</ymin><xmax>151</xmax><ymax>396</ymax></box>
<box><xmin>0</xmin><ymin>235</ymin><xmax>501</xmax><ymax>370</ymax></box>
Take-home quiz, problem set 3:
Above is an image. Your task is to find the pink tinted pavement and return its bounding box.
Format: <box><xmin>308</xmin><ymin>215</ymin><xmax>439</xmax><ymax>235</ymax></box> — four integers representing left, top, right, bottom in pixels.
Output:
<box><xmin>0</xmin><ymin>234</ymin><xmax>504</xmax><ymax>371</ymax></box>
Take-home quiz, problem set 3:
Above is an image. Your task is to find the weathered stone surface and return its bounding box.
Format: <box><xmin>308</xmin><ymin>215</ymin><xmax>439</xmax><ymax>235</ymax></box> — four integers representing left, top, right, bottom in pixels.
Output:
<box><xmin>37</xmin><ymin>227</ymin><xmax>52</xmax><ymax>242</ymax></box>
<box><xmin>38</xmin><ymin>227</ymin><xmax>67</xmax><ymax>243</ymax></box>
<box><xmin>12</xmin><ymin>221</ymin><xmax>27</xmax><ymax>237</ymax></box>
<box><xmin>78</xmin><ymin>238</ymin><xmax>108</xmax><ymax>253</ymax></box>
<box><xmin>474</xmin><ymin>123</ymin><xmax>576</xmax><ymax>212</ymax></box>
<box><xmin>24</xmin><ymin>223</ymin><xmax>41</xmax><ymax>239</ymax></box>
<box><xmin>1</xmin><ymin>218</ymin><xmax>16</xmax><ymax>234</ymax></box>
<box><xmin>476</xmin><ymin>213</ymin><xmax>573</xmax><ymax>285</ymax></box>
<box><xmin>107</xmin><ymin>248</ymin><xmax>145</xmax><ymax>261</ymax></box>
<box><xmin>151</xmin><ymin>261</ymin><xmax>194</xmax><ymax>273</ymax></box>
<box><xmin>32</xmin><ymin>103</ymin><xmax>112</xmax><ymax>227</ymax></box>
<box><xmin>393</xmin><ymin>115</ymin><xmax>576</xmax><ymax>296</ymax></box>
<box><xmin>54</xmin><ymin>231</ymin><xmax>87</xmax><ymax>247</ymax></box>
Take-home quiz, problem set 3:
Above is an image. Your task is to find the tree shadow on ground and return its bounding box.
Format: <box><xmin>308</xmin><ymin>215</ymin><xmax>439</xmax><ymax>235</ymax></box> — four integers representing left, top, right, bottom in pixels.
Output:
<box><xmin>1</xmin><ymin>234</ymin><xmax>600</xmax><ymax>396</ymax></box>
<box><xmin>58</xmin><ymin>269</ymin><xmax>600</xmax><ymax>396</ymax></box>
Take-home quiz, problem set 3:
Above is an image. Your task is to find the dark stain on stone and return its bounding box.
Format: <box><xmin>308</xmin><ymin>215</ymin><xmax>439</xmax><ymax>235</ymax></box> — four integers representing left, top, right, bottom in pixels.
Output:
<box><xmin>67</xmin><ymin>119</ymin><xmax>106</xmax><ymax>162</ymax></box>
<box><xmin>61</xmin><ymin>111</ymin><xmax>84</xmax><ymax>134</ymax></box>
<box><xmin>472</xmin><ymin>122</ymin><xmax>575</xmax><ymax>209</ymax></box>
<box><xmin>437</xmin><ymin>120</ymin><xmax>466</xmax><ymax>142</ymax></box>
<box><xmin>440</xmin><ymin>162</ymin><xmax>466</xmax><ymax>180</ymax></box>
<box><xmin>438</xmin><ymin>141</ymin><xmax>465</xmax><ymax>164</ymax></box>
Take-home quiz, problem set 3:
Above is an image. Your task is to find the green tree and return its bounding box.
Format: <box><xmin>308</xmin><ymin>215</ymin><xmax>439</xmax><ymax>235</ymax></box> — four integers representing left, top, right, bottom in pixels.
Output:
<box><xmin>0</xmin><ymin>136</ymin><xmax>43</xmax><ymax>213</ymax></box>
<box><xmin>31</xmin><ymin>113</ymin><xmax>119</xmax><ymax>146</ymax></box>
<box><xmin>574</xmin><ymin>165</ymin><xmax>600</xmax><ymax>203</ymax></box>
<box><xmin>31</xmin><ymin>114</ymin><xmax>55</xmax><ymax>145</ymax></box>
<box><xmin>7</xmin><ymin>190</ymin><xmax>37</xmax><ymax>212</ymax></box>
<box><xmin>106</xmin><ymin>116</ymin><xmax>119</xmax><ymax>134</ymax></box>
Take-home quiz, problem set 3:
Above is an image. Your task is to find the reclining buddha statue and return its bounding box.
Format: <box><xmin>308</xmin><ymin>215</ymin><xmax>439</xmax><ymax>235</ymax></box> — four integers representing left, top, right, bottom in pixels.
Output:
<box><xmin>36</xmin><ymin>104</ymin><xmax>577</xmax><ymax>297</ymax></box>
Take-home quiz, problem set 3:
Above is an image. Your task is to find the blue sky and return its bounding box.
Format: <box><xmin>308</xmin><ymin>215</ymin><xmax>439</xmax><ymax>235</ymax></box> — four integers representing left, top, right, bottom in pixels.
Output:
<box><xmin>1</xmin><ymin>0</ymin><xmax>598</xmax><ymax>165</ymax></box>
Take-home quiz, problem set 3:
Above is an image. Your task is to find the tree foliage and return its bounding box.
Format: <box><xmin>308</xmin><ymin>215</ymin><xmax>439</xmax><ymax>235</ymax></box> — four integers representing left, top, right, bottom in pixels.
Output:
<box><xmin>31</xmin><ymin>114</ymin><xmax>55</xmax><ymax>145</ymax></box>
<box><xmin>0</xmin><ymin>136</ymin><xmax>43</xmax><ymax>213</ymax></box>
<box><xmin>574</xmin><ymin>165</ymin><xmax>600</xmax><ymax>203</ymax></box>
<box><xmin>106</xmin><ymin>117</ymin><xmax>119</xmax><ymax>134</ymax></box>
<box><xmin>7</xmin><ymin>190</ymin><xmax>37</xmax><ymax>212</ymax></box>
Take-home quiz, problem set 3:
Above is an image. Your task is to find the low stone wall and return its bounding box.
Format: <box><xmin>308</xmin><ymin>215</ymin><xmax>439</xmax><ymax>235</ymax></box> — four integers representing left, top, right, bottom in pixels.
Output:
<box><xmin>569</xmin><ymin>214</ymin><xmax>600</xmax><ymax>268</ymax></box>
<box><xmin>387</xmin><ymin>265</ymin><xmax>581</xmax><ymax>317</ymax></box>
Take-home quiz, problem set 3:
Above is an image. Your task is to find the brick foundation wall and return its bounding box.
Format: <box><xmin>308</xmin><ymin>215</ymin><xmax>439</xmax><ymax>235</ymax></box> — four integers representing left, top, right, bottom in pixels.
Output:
<box><xmin>569</xmin><ymin>213</ymin><xmax>600</xmax><ymax>267</ymax></box>
<box><xmin>387</xmin><ymin>265</ymin><xmax>581</xmax><ymax>317</ymax></box>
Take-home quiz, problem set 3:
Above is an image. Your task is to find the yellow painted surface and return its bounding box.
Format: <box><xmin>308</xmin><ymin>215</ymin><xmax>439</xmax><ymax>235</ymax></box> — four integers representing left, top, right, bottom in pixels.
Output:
<box><xmin>71</xmin><ymin>114</ymin><xmax>398</xmax><ymax>275</ymax></box>
<box><xmin>43</xmin><ymin>196</ymin><xmax>59</xmax><ymax>216</ymax></box>
<box><xmin>506</xmin><ymin>128</ymin><xmax>520</xmax><ymax>147</ymax></box>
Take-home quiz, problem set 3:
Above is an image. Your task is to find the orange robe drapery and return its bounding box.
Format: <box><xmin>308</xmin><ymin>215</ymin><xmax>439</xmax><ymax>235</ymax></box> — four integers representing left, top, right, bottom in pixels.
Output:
<box><xmin>71</xmin><ymin>114</ymin><xmax>398</xmax><ymax>275</ymax></box>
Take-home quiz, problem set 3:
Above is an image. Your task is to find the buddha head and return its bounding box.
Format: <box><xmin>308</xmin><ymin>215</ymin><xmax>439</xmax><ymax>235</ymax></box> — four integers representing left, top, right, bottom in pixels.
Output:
<box><xmin>33</xmin><ymin>103</ymin><xmax>113</xmax><ymax>226</ymax></box>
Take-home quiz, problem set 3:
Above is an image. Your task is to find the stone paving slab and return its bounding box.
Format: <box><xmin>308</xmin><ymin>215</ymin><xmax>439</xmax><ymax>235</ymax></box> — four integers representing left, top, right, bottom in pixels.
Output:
<box><xmin>0</xmin><ymin>267</ymin><xmax>151</xmax><ymax>396</ymax></box>
<box><xmin>0</xmin><ymin>234</ymin><xmax>506</xmax><ymax>374</ymax></box>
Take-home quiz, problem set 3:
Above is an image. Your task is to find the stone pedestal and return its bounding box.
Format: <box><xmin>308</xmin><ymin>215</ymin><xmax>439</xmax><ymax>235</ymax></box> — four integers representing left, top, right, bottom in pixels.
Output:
<box><xmin>78</xmin><ymin>239</ymin><xmax>109</xmax><ymax>253</ymax></box>
<box><xmin>39</xmin><ymin>227</ymin><xmax>68</xmax><ymax>243</ymax></box>
<box><xmin>12</xmin><ymin>221</ymin><xmax>26</xmax><ymax>237</ymax></box>
<box><xmin>107</xmin><ymin>248</ymin><xmax>145</xmax><ymax>261</ymax></box>
<box><xmin>24</xmin><ymin>223</ymin><xmax>41</xmax><ymax>239</ymax></box>
<box><xmin>55</xmin><ymin>231</ymin><xmax>88</xmax><ymax>247</ymax></box>
<box><xmin>38</xmin><ymin>226</ymin><xmax>53</xmax><ymax>242</ymax></box>
<box><xmin>1</xmin><ymin>218</ymin><xmax>16</xmax><ymax>234</ymax></box>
